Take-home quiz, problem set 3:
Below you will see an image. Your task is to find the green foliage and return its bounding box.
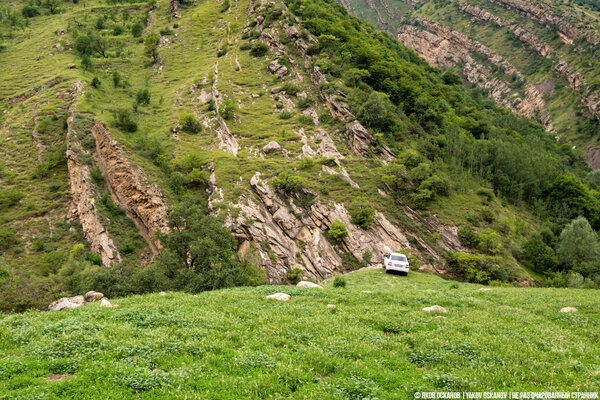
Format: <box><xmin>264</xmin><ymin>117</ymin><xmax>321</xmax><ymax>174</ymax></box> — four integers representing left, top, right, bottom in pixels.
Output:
<box><xmin>249</xmin><ymin>41</ymin><xmax>269</xmax><ymax>57</ymax></box>
<box><xmin>144</xmin><ymin>33</ymin><xmax>160</xmax><ymax>64</ymax></box>
<box><xmin>136</xmin><ymin>88</ymin><xmax>151</xmax><ymax>105</ymax></box>
<box><xmin>114</xmin><ymin>109</ymin><xmax>137</xmax><ymax>132</ymax></box>
<box><xmin>287</xmin><ymin>267</ymin><xmax>304</xmax><ymax>284</ymax></box>
<box><xmin>155</xmin><ymin>199</ymin><xmax>266</xmax><ymax>292</ymax></box>
<box><xmin>333</xmin><ymin>276</ymin><xmax>346</xmax><ymax>287</ymax></box>
<box><xmin>477</xmin><ymin>228</ymin><xmax>501</xmax><ymax>255</ymax></box>
<box><xmin>447</xmin><ymin>252</ymin><xmax>511</xmax><ymax>284</ymax></box>
<box><xmin>179</xmin><ymin>113</ymin><xmax>201</xmax><ymax>134</ymax></box>
<box><xmin>219</xmin><ymin>100</ymin><xmax>236</xmax><ymax>120</ymax></box>
<box><xmin>457</xmin><ymin>225</ymin><xmax>478</xmax><ymax>248</ymax></box>
<box><xmin>521</xmin><ymin>234</ymin><xmax>558</xmax><ymax>273</ymax></box>
<box><xmin>546</xmin><ymin>176</ymin><xmax>600</xmax><ymax>229</ymax></box>
<box><xmin>0</xmin><ymin>188</ymin><xmax>24</xmax><ymax>210</ymax></box>
<box><xmin>357</xmin><ymin>91</ymin><xmax>397</xmax><ymax>133</ymax></box>
<box><xmin>91</xmin><ymin>77</ymin><xmax>101</xmax><ymax>88</ymax></box>
<box><xmin>349</xmin><ymin>201</ymin><xmax>375</xmax><ymax>229</ymax></box>
<box><xmin>557</xmin><ymin>217</ymin><xmax>600</xmax><ymax>270</ymax></box>
<box><xmin>278</xmin><ymin>111</ymin><xmax>292</xmax><ymax>119</ymax></box>
<box><xmin>271</xmin><ymin>170</ymin><xmax>305</xmax><ymax>194</ymax></box>
<box><xmin>0</xmin><ymin>226</ymin><xmax>21</xmax><ymax>251</ymax></box>
<box><xmin>329</xmin><ymin>219</ymin><xmax>348</xmax><ymax>242</ymax></box>
<box><xmin>131</xmin><ymin>23</ymin><xmax>143</xmax><ymax>38</ymax></box>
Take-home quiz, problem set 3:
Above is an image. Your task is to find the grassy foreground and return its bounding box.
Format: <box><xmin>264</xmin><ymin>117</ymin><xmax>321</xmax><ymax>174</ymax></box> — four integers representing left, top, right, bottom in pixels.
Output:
<box><xmin>0</xmin><ymin>269</ymin><xmax>599</xmax><ymax>399</ymax></box>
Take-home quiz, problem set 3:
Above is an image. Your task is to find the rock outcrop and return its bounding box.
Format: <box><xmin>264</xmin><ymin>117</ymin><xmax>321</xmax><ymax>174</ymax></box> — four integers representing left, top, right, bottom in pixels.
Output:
<box><xmin>266</xmin><ymin>293</ymin><xmax>291</xmax><ymax>301</ymax></box>
<box><xmin>84</xmin><ymin>291</ymin><xmax>104</xmax><ymax>302</ymax></box>
<box><xmin>66</xmin><ymin>84</ymin><xmax>121</xmax><ymax>267</ymax></box>
<box><xmin>92</xmin><ymin>121</ymin><xmax>169</xmax><ymax>254</ymax></box>
<box><xmin>397</xmin><ymin>18</ymin><xmax>551</xmax><ymax>129</ymax></box>
<box><xmin>48</xmin><ymin>295</ymin><xmax>85</xmax><ymax>311</ymax></box>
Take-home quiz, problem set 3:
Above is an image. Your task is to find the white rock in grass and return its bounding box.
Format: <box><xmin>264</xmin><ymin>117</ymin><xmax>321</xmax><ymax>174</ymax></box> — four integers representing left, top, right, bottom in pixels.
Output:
<box><xmin>48</xmin><ymin>296</ymin><xmax>85</xmax><ymax>311</ymax></box>
<box><xmin>361</xmin><ymin>290</ymin><xmax>373</xmax><ymax>294</ymax></box>
<box><xmin>327</xmin><ymin>304</ymin><xmax>336</xmax><ymax>308</ymax></box>
<box><xmin>100</xmin><ymin>298</ymin><xmax>117</xmax><ymax>308</ymax></box>
<box><xmin>263</xmin><ymin>141</ymin><xmax>281</xmax><ymax>154</ymax></box>
<box><xmin>159</xmin><ymin>291</ymin><xmax>166</xmax><ymax>296</ymax></box>
<box><xmin>422</xmin><ymin>305</ymin><xmax>447</xmax><ymax>313</ymax></box>
<box><xmin>296</xmin><ymin>281</ymin><xmax>323</xmax><ymax>289</ymax></box>
<box><xmin>478</xmin><ymin>288</ymin><xmax>492</xmax><ymax>291</ymax></box>
<box><xmin>84</xmin><ymin>291</ymin><xmax>104</xmax><ymax>302</ymax></box>
<box><xmin>560</xmin><ymin>307</ymin><xmax>578</xmax><ymax>313</ymax></box>
<box><xmin>266</xmin><ymin>293</ymin><xmax>290</xmax><ymax>301</ymax></box>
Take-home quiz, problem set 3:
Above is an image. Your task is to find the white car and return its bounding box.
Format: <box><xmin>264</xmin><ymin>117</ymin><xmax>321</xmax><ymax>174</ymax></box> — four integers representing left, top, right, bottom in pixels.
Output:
<box><xmin>383</xmin><ymin>253</ymin><xmax>409</xmax><ymax>275</ymax></box>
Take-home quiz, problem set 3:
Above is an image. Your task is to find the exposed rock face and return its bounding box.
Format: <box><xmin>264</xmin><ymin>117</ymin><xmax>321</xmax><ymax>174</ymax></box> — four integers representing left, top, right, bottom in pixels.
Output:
<box><xmin>397</xmin><ymin>18</ymin><xmax>551</xmax><ymax>130</ymax></box>
<box><xmin>48</xmin><ymin>295</ymin><xmax>85</xmax><ymax>311</ymax></box>
<box><xmin>66</xmin><ymin>85</ymin><xmax>121</xmax><ymax>267</ymax></box>
<box><xmin>211</xmin><ymin>62</ymin><xmax>239</xmax><ymax>156</ymax></box>
<box><xmin>92</xmin><ymin>121</ymin><xmax>169</xmax><ymax>254</ymax></box>
<box><xmin>487</xmin><ymin>0</ymin><xmax>581</xmax><ymax>44</ymax></box>
<box><xmin>213</xmin><ymin>172</ymin><xmax>435</xmax><ymax>283</ymax></box>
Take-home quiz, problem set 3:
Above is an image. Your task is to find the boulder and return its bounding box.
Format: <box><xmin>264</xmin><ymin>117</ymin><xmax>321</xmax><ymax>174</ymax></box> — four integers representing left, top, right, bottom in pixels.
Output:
<box><xmin>48</xmin><ymin>296</ymin><xmax>85</xmax><ymax>311</ymax></box>
<box><xmin>270</xmin><ymin>86</ymin><xmax>282</xmax><ymax>94</ymax></box>
<box><xmin>84</xmin><ymin>291</ymin><xmax>104</xmax><ymax>302</ymax></box>
<box><xmin>559</xmin><ymin>307</ymin><xmax>578</xmax><ymax>313</ymax></box>
<box><xmin>100</xmin><ymin>298</ymin><xmax>118</xmax><ymax>308</ymax></box>
<box><xmin>159</xmin><ymin>291</ymin><xmax>166</xmax><ymax>296</ymax></box>
<box><xmin>263</xmin><ymin>141</ymin><xmax>281</xmax><ymax>154</ymax></box>
<box><xmin>297</xmin><ymin>281</ymin><xmax>323</xmax><ymax>289</ymax></box>
<box><xmin>422</xmin><ymin>305</ymin><xmax>447</xmax><ymax>313</ymax></box>
<box><xmin>66</xmin><ymin>64</ymin><xmax>76</xmax><ymax>69</ymax></box>
<box><xmin>266</xmin><ymin>293</ymin><xmax>290</xmax><ymax>301</ymax></box>
<box><xmin>327</xmin><ymin>304</ymin><xmax>336</xmax><ymax>308</ymax></box>
<box><xmin>478</xmin><ymin>288</ymin><xmax>492</xmax><ymax>291</ymax></box>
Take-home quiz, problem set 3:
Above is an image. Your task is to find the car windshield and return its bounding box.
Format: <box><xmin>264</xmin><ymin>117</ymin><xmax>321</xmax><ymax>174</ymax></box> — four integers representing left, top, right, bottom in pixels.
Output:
<box><xmin>391</xmin><ymin>255</ymin><xmax>407</xmax><ymax>262</ymax></box>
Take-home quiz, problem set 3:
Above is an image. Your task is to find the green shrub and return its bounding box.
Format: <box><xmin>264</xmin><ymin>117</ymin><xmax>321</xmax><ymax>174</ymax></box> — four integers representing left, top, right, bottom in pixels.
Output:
<box><xmin>0</xmin><ymin>227</ymin><xmax>21</xmax><ymax>251</ymax></box>
<box><xmin>272</xmin><ymin>170</ymin><xmax>305</xmax><ymax>194</ymax></box>
<box><xmin>91</xmin><ymin>77</ymin><xmax>101</xmax><ymax>88</ymax></box>
<box><xmin>249</xmin><ymin>42</ymin><xmax>269</xmax><ymax>57</ymax></box>
<box><xmin>278</xmin><ymin>111</ymin><xmax>292</xmax><ymax>119</ymax></box>
<box><xmin>180</xmin><ymin>113</ymin><xmax>202</xmax><ymax>134</ymax></box>
<box><xmin>136</xmin><ymin>88</ymin><xmax>151</xmax><ymax>105</ymax></box>
<box><xmin>349</xmin><ymin>202</ymin><xmax>375</xmax><ymax>229</ymax></box>
<box><xmin>115</xmin><ymin>109</ymin><xmax>137</xmax><ymax>132</ymax></box>
<box><xmin>287</xmin><ymin>267</ymin><xmax>304</xmax><ymax>284</ymax></box>
<box><xmin>219</xmin><ymin>100</ymin><xmax>236</xmax><ymax>120</ymax></box>
<box><xmin>131</xmin><ymin>23</ymin><xmax>143</xmax><ymax>37</ymax></box>
<box><xmin>521</xmin><ymin>234</ymin><xmax>558</xmax><ymax>273</ymax></box>
<box><xmin>240</xmin><ymin>42</ymin><xmax>251</xmax><ymax>50</ymax></box>
<box><xmin>478</xmin><ymin>228</ymin><xmax>501</xmax><ymax>255</ymax></box>
<box><xmin>329</xmin><ymin>219</ymin><xmax>348</xmax><ymax>242</ymax></box>
<box><xmin>282</xmin><ymin>83</ymin><xmax>299</xmax><ymax>96</ymax></box>
<box><xmin>333</xmin><ymin>276</ymin><xmax>346</xmax><ymax>287</ymax></box>
<box><xmin>457</xmin><ymin>226</ymin><xmax>478</xmax><ymax>248</ymax></box>
<box><xmin>220</xmin><ymin>0</ymin><xmax>230</xmax><ymax>12</ymax></box>
<box><xmin>0</xmin><ymin>188</ymin><xmax>24</xmax><ymax>209</ymax></box>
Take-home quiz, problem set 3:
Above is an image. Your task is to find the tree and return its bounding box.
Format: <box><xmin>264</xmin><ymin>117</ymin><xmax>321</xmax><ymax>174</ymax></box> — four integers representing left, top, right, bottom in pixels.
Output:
<box><xmin>546</xmin><ymin>175</ymin><xmax>600</xmax><ymax>228</ymax></box>
<box><xmin>180</xmin><ymin>113</ymin><xmax>202</xmax><ymax>133</ymax></box>
<box><xmin>156</xmin><ymin>200</ymin><xmax>264</xmax><ymax>291</ymax></box>
<box><xmin>145</xmin><ymin>33</ymin><xmax>160</xmax><ymax>64</ymax></box>
<box><xmin>522</xmin><ymin>234</ymin><xmax>558</xmax><ymax>273</ymax></box>
<box><xmin>329</xmin><ymin>219</ymin><xmax>348</xmax><ymax>242</ymax></box>
<box><xmin>557</xmin><ymin>217</ymin><xmax>600</xmax><ymax>268</ymax></box>
<box><xmin>357</xmin><ymin>91</ymin><xmax>397</xmax><ymax>133</ymax></box>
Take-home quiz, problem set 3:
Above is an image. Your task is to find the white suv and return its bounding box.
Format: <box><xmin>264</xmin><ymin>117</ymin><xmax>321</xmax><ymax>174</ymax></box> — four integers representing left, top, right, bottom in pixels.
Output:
<box><xmin>383</xmin><ymin>253</ymin><xmax>409</xmax><ymax>275</ymax></box>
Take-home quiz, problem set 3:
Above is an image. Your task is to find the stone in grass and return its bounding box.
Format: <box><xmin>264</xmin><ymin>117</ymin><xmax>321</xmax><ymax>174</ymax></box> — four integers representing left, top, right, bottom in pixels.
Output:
<box><xmin>84</xmin><ymin>291</ymin><xmax>104</xmax><ymax>302</ymax></box>
<box><xmin>266</xmin><ymin>293</ymin><xmax>291</xmax><ymax>301</ymax></box>
<box><xmin>327</xmin><ymin>304</ymin><xmax>336</xmax><ymax>308</ymax></box>
<box><xmin>297</xmin><ymin>281</ymin><xmax>323</xmax><ymax>289</ymax></box>
<box><xmin>263</xmin><ymin>141</ymin><xmax>281</xmax><ymax>154</ymax></box>
<box><xmin>559</xmin><ymin>307</ymin><xmax>578</xmax><ymax>313</ymax></box>
<box><xmin>159</xmin><ymin>291</ymin><xmax>166</xmax><ymax>296</ymax></box>
<box><xmin>48</xmin><ymin>295</ymin><xmax>85</xmax><ymax>311</ymax></box>
<box><xmin>478</xmin><ymin>288</ymin><xmax>492</xmax><ymax>291</ymax></box>
<box><xmin>100</xmin><ymin>298</ymin><xmax>118</xmax><ymax>308</ymax></box>
<box><xmin>422</xmin><ymin>305</ymin><xmax>447</xmax><ymax>313</ymax></box>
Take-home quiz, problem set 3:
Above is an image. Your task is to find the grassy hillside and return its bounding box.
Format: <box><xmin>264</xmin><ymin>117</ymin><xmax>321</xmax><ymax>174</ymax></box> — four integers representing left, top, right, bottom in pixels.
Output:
<box><xmin>0</xmin><ymin>269</ymin><xmax>598</xmax><ymax>398</ymax></box>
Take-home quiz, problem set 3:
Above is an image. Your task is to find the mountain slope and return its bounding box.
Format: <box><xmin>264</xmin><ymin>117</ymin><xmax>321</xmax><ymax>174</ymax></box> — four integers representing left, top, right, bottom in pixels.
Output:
<box><xmin>0</xmin><ymin>269</ymin><xmax>598</xmax><ymax>398</ymax></box>
<box><xmin>338</xmin><ymin>0</ymin><xmax>600</xmax><ymax>161</ymax></box>
<box><xmin>0</xmin><ymin>0</ymin><xmax>598</xmax><ymax>312</ymax></box>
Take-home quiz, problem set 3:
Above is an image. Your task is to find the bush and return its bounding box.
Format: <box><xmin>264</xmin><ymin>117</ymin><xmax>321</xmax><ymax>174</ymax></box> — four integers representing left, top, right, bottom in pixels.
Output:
<box><xmin>333</xmin><ymin>276</ymin><xmax>346</xmax><ymax>288</ymax></box>
<box><xmin>136</xmin><ymin>88</ymin><xmax>151</xmax><ymax>105</ymax></box>
<box><xmin>521</xmin><ymin>234</ymin><xmax>558</xmax><ymax>273</ymax></box>
<box><xmin>131</xmin><ymin>23</ymin><xmax>143</xmax><ymax>38</ymax></box>
<box><xmin>272</xmin><ymin>170</ymin><xmax>305</xmax><ymax>194</ymax></box>
<box><xmin>115</xmin><ymin>109</ymin><xmax>138</xmax><ymax>132</ymax></box>
<box><xmin>112</xmin><ymin>71</ymin><xmax>121</xmax><ymax>88</ymax></box>
<box><xmin>91</xmin><ymin>77</ymin><xmax>101</xmax><ymax>88</ymax></box>
<box><xmin>329</xmin><ymin>219</ymin><xmax>348</xmax><ymax>242</ymax></box>
<box><xmin>0</xmin><ymin>227</ymin><xmax>21</xmax><ymax>251</ymax></box>
<box><xmin>349</xmin><ymin>202</ymin><xmax>375</xmax><ymax>229</ymax></box>
<box><xmin>357</xmin><ymin>91</ymin><xmax>397</xmax><ymax>133</ymax></box>
<box><xmin>249</xmin><ymin>42</ymin><xmax>269</xmax><ymax>57</ymax></box>
<box><xmin>0</xmin><ymin>188</ymin><xmax>24</xmax><ymax>209</ymax></box>
<box><xmin>478</xmin><ymin>228</ymin><xmax>501</xmax><ymax>255</ymax></box>
<box><xmin>457</xmin><ymin>226</ymin><xmax>478</xmax><ymax>248</ymax></box>
<box><xmin>287</xmin><ymin>267</ymin><xmax>304</xmax><ymax>284</ymax></box>
<box><xmin>180</xmin><ymin>113</ymin><xmax>202</xmax><ymax>134</ymax></box>
<box><xmin>219</xmin><ymin>100</ymin><xmax>236</xmax><ymax>120</ymax></box>
<box><xmin>278</xmin><ymin>111</ymin><xmax>292</xmax><ymax>119</ymax></box>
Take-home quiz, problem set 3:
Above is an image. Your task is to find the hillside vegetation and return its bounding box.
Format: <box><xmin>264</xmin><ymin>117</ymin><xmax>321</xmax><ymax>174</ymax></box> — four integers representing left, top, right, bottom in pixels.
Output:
<box><xmin>338</xmin><ymin>0</ymin><xmax>600</xmax><ymax>154</ymax></box>
<box><xmin>1</xmin><ymin>0</ymin><xmax>600</xmax><ymax>314</ymax></box>
<box><xmin>1</xmin><ymin>269</ymin><xmax>599</xmax><ymax>398</ymax></box>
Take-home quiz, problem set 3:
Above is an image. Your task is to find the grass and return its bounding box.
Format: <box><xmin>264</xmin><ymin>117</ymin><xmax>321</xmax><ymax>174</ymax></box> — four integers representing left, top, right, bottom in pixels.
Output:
<box><xmin>0</xmin><ymin>268</ymin><xmax>598</xmax><ymax>398</ymax></box>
